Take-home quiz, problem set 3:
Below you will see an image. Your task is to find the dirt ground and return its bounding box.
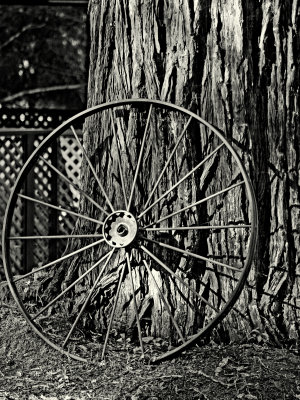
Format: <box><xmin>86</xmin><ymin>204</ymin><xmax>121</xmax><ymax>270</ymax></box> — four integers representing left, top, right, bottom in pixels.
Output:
<box><xmin>0</xmin><ymin>306</ymin><xmax>299</xmax><ymax>400</ymax></box>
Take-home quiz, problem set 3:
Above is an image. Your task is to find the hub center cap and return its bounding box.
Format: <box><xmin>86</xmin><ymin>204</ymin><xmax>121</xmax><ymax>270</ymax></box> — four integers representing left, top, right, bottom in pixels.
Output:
<box><xmin>103</xmin><ymin>210</ymin><xmax>138</xmax><ymax>248</ymax></box>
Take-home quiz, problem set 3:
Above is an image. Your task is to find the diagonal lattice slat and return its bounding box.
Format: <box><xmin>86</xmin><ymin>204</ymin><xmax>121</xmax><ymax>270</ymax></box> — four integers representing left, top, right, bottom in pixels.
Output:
<box><xmin>0</xmin><ymin>129</ymin><xmax>82</xmax><ymax>279</ymax></box>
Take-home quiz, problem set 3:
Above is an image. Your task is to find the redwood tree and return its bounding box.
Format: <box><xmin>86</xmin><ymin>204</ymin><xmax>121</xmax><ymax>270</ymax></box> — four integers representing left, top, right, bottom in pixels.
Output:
<box><xmin>63</xmin><ymin>0</ymin><xmax>299</xmax><ymax>344</ymax></box>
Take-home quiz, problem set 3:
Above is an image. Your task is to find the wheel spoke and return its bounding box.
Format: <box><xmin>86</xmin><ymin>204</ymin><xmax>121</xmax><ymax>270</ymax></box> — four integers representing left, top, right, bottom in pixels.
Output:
<box><xmin>109</xmin><ymin>109</ymin><xmax>128</xmax><ymax>209</ymax></box>
<box><xmin>143</xmin><ymin>260</ymin><xmax>185</xmax><ymax>343</ymax></box>
<box><xmin>138</xmin><ymin>143</ymin><xmax>224</xmax><ymax>219</ymax></box>
<box><xmin>144</xmin><ymin>180</ymin><xmax>245</xmax><ymax>228</ymax></box>
<box><xmin>71</xmin><ymin>125</ymin><xmax>114</xmax><ymax>213</ymax></box>
<box><xmin>140</xmin><ymin>245</ymin><xmax>219</xmax><ymax>313</ymax></box>
<box><xmin>141</xmin><ymin>236</ymin><xmax>241</xmax><ymax>272</ymax></box>
<box><xmin>127</xmin><ymin>104</ymin><xmax>153</xmax><ymax>212</ymax></box>
<box><xmin>141</xmin><ymin>224</ymin><xmax>251</xmax><ymax>232</ymax></box>
<box><xmin>101</xmin><ymin>263</ymin><xmax>126</xmax><ymax>360</ymax></box>
<box><xmin>18</xmin><ymin>194</ymin><xmax>103</xmax><ymax>225</ymax></box>
<box><xmin>63</xmin><ymin>250</ymin><xmax>115</xmax><ymax>348</ymax></box>
<box><xmin>13</xmin><ymin>238</ymin><xmax>105</xmax><ymax>283</ymax></box>
<box><xmin>32</xmin><ymin>250</ymin><xmax>112</xmax><ymax>320</ymax></box>
<box><xmin>142</xmin><ymin>115</ymin><xmax>192</xmax><ymax>211</ymax></box>
<box><xmin>41</xmin><ymin>156</ymin><xmax>109</xmax><ymax>217</ymax></box>
<box><xmin>126</xmin><ymin>252</ymin><xmax>144</xmax><ymax>356</ymax></box>
<box><xmin>9</xmin><ymin>234</ymin><xmax>104</xmax><ymax>240</ymax></box>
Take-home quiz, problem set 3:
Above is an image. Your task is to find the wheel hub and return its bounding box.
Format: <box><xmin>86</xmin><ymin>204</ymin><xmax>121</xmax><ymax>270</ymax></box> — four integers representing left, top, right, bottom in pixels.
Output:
<box><xmin>103</xmin><ymin>210</ymin><xmax>138</xmax><ymax>248</ymax></box>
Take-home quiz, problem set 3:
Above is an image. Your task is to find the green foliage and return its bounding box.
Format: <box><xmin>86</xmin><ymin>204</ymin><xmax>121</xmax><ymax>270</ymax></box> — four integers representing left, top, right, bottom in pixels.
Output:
<box><xmin>0</xmin><ymin>5</ymin><xmax>87</xmax><ymax>108</ymax></box>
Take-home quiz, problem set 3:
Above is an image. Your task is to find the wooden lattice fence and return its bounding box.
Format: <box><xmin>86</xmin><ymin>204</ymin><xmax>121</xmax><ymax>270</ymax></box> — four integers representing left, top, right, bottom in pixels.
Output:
<box><xmin>0</xmin><ymin>108</ymin><xmax>82</xmax><ymax>280</ymax></box>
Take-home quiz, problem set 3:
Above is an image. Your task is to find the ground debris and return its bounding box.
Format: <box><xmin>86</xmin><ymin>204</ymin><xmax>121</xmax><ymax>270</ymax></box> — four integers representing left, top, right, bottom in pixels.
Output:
<box><xmin>0</xmin><ymin>307</ymin><xmax>299</xmax><ymax>399</ymax></box>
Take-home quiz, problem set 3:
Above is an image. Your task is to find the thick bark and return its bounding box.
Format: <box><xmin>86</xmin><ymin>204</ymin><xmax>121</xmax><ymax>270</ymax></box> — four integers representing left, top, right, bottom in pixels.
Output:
<box><xmin>197</xmin><ymin>0</ymin><xmax>300</xmax><ymax>343</ymax></box>
<box><xmin>63</xmin><ymin>0</ymin><xmax>299</xmax><ymax>343</ymax></box>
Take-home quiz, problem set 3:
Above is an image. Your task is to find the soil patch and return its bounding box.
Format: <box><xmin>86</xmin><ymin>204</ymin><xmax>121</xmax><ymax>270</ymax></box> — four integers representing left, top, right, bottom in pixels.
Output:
<box><xmin>0</xmin><ymin>307</ymin><xmax>299</xmax><ymax>399</ymax></box>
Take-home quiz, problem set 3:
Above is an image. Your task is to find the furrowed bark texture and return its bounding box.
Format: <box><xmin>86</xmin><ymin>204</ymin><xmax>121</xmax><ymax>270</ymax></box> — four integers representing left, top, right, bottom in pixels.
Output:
<box><xmin>73</xmin><ymin>0</ymin><xmax>299</xmax><ymax>342</ymax></box>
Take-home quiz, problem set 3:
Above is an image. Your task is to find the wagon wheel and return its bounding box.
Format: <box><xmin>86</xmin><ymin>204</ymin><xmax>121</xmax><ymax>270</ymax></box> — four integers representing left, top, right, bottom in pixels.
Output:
<box><xmin>2</xmin><ymin>99</ymin><xmax>257</xmax><ymax>363</ymax></box>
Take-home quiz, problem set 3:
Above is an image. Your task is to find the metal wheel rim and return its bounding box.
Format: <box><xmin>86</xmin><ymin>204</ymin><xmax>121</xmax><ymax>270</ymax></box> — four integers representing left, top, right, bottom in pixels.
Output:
<box><xmin>2</xmin><ymin>98</ymin><xmax>258</xmax><ymax>363</ymax></box>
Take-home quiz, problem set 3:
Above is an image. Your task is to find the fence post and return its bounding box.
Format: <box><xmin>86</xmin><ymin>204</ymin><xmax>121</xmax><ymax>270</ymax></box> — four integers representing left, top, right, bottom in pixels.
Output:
<box><xmin>49</xmin><ymin>139</ymin><xmax>58</xmax><ymax>261</ymax></box>
<box><xmin>23</xmin><ymin>133</ymin><xmax>35</xmax><ymax>273</ymax></box>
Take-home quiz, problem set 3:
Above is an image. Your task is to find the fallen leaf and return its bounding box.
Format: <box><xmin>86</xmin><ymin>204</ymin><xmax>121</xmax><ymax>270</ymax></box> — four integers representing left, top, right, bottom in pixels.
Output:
<box><xmin>219</xmin><ymin>357</ymin><xmax>230</xmax><ymax>368</ymax></box>
<box><xmin>215</xmin><ymin>357</ymin><xmax>229</xmax><ymax>375</ymax></box>
<box><xmin>236</xmin><ymin>365</ymin><xmax>249</xmax><ymax>372</ymax></box>
<box><xmin>215</xmin><ymin>367</ymin><xmax>223</xmax><ymax>375</ymax></box>
<box><xmin>142</xmin><ymin>336</ymin><xmax>154</xmax><ymax>343</ymax></box>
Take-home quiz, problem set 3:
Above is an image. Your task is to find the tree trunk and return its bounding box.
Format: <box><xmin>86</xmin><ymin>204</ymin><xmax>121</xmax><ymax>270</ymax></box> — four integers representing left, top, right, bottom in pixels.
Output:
<box><xmin>56</xmin><ymin>0</ymin><xmax>299</xmax><ymax>344</ymax></box>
